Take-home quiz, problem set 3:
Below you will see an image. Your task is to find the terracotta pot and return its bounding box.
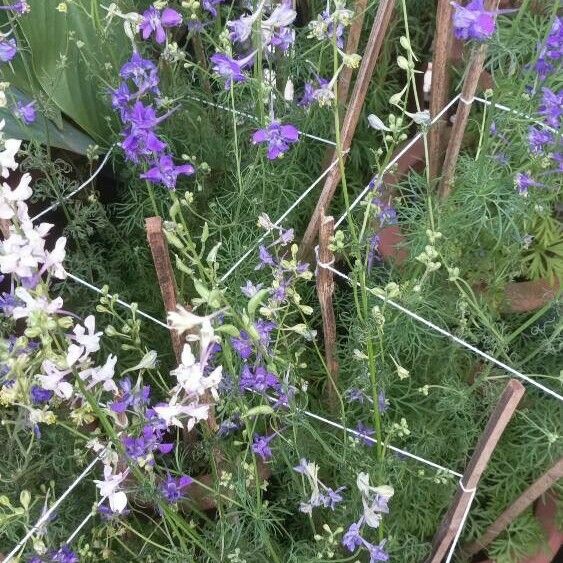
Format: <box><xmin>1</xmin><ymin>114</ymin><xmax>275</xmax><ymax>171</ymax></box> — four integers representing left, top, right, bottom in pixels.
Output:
<box><xmin>502</xmin><ymin>279</ymin><xmax>560</xmax><ymax>314</ymax></box>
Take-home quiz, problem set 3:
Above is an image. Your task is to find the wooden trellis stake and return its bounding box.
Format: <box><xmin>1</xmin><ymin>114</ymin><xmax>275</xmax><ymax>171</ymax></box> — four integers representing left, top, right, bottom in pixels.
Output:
<box><xmin>145</xmin><ymin>216</ymin><xmax>218</xmax><ymax>432</ymax></box>
<box><xmin>316</xmin><ymin>213</ymin><xmax>339</xmax><ymax>408</ymax></box>
<box><xmin>426</xmin><ymin>379</ymin><xmax>525</xmax><ymax>563</ymax></box>
<box><xmin>0</xmin><ymin>219</ymin><xmax>9</xmax><ymax>239</ymax></box>
<box><xmin>462</xmin><ymin>457</ymin><xmax>563</xmax><ymax>558</ymax></box>
<box><xmin>428</xmin><ymin>0</ymin><xmax>455</xmax><ymax>181</ymax></box>
<box><xmin>437</xmin><ymin>0</ymin><xmax>494</xmax><ymax>198</ymax></box>
<box><xmin>337</xmin><ymin>0</ymin><xmax>368</xmax><ymax>106</ymax></box>
<box><xmin>145</xmin><ymin>216</ymin><xmax>184</xmax><ymax>363</ymax></box>
<box><xmin>300</xmin><ymin>0</ymin><xmax>395</xmax><ymax>257</ymax></box>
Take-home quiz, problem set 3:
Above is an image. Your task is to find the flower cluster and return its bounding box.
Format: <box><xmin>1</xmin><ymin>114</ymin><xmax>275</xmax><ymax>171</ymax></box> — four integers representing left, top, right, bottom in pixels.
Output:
<box><xmin>293</xmin><ymin>458</ymin><xmax>346</xmax><ymax>513</ymax></box>
<box><xmin>308</xmin><ymin>1</ymin><xmax>354</xmax><ymax>48</ymax></box>
<box><xmin>251</xmin><ymin>121</ymin><xmax>299</xmax><ymax>160</ymax></box>
<box><xmin>341</xmin><ymin>473</ymin><xmax>394</xmax><ymax>562</ymax></box>
<box><xmin>534</xmin><ymin>17</ymin><xmax>562</xmax><ymax>80</ymax></box>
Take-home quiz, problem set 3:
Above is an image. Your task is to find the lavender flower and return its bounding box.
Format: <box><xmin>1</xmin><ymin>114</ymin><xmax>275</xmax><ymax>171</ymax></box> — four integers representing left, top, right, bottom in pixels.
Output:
<box><xmin>356</xmin><ymin>422</ymin><xmax>375</xmax><ymax>446</ymax></box>
<box><xmin>321</xmin><ymin>486</ymin><xmax>346</xmax><ymax>509</ymax></box>
<box><xmin>528</xmin><ymin>126</ymin><xmax>553</xmax><ymax>155</ymax></box>
<box><xmin>50</xmin><ymin>545</ymin><xmax>79</xmax><ymax>563</ymax></box>
<box><xmin>0</xmin><ymin>37</ymin><xmax>17</xmax><ymax>63</ymax></box>
<box><xmin>251</xmin><ymin>121</ymin><xmax>299</xmax><ymax>160</ymax></box>
<box><xmin>251</xmin><ymin>433</ymin><xmax>275</xmax><ymax>461</ymax></box>
<box><xmin>15</xmin><ymin>100</ymin><xmax>36</xmax><ymax>125</ymax></box>
<box><xmin>367</xmin><ymin>540</ymin><xmax>389</xmax><ymax>562</ymax></box>
<box><xmin>218</xmin><ymin>414</ymin><xmax>242</xmax><ymax>437</ymax></box>
<box><xmin>256</xmin><ymin>245</ymin><xmax>276</xmax><ymax>268</ymax></box>
<box><xmin>0</xmin><ymin>1</ymin><xmax>29</xmax><ymax>14</ymax></box>
<box><xmin>160</xmin><ymin>474</ymin><xmax>193</xmax><ymax>503</ymax></box>
<box><xmin>202</xmin><ymin>0</ymin><xmax>224</xmax><ymax>18</ymax></box>
<box><xmin>514</xmin><ymin>173</ymin><xmax>542</xmax><ymax>197</ymax></box>
<box><xmin>139</xmin><ymin>6</ymin><xmax>182</xmax><ymax>44</ymax></box>
<box><xmin>367</xmin><ymin>234</ymin><xmax>381</xmax><ymax>272</ymax></box>
<box><xmin>534</xmin><ymin>17</ymin><xmax>562</xmax><ymax>79</ymax></box>
<box><xmin>255</xmin><ymin>319</ymin><xmax>276</xmax><ymax>348</ymax></box>
<box><xmin>298</xmin><ymin>82</ymin><xmax>315</xmax><ymax>108</ymax></box>
<box><xmin>231</xmin><ymin>330</ymin><xmax>253</xmax><ymax>359</ymax></box>
<box><xmin>451</xmin><ymin>1</ymin><xmax>496</xmax><ymax>41</ymax></box>
<box><xmin>30</xmin><ymin>386</ymin><xmax>53</xmax><ymax>404</ymax></box>
<box><xmin>342</xmin><ymin>521</ymin><xmax>364</xmax><ymax>551</ymax></box>
<box><xmin>241</xmin><ymin>280</ymin><xmax>263</xmax><ymax>297</ymax></box>
<box><xmin>119</xmin><ymin>53</ymin><xmax>160</xmax><ymax>94</ymax></box>
<box><xmin>538</xmin><ymin>87</ymin><xmax>562</xmax><ymax>129</ymax></box>
<box><xmin>239</xmin><ymin>365</ymin><xmax>279</xmax><ymax>393</ymax></box>
<box><xmin>210</xmin><ymin>51</ymin><xmax>255</xmax><ymax>89</ymax></box>
<box><xmin>141</xmin><ymin>155</ymin><xmax>195</xmax><ymax>190</ymax></box>
<box><xmin>109</xmin><ymin>377</ymin><xmax>151</xmax><ymax>413</ymax></box>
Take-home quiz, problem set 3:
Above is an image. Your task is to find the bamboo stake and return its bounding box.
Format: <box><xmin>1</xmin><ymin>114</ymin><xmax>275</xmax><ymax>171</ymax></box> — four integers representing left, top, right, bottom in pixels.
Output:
<box><xmin>462</xmin><ymin>458</ymin><xmax>563</xmax><ymax>558</ymax></box>
<box><xmin>428</xmin><ymin>0</ymin><xmax>455</xmax><ymax>181</ymax></box>
<box><xmin>300</xmin><ymin>0</ymin><xmax>395</xmax><ymax>257</ymax></box>
<box><xmin>437</xmin><ymin>0</ymin><xmax>495</xmax><ymax>198</ymax></box>
<box><xmin>145</xmin><ymin>216</ymin><xmax>184</xmax><ymax>363</ymax></box>
<box><xmin>145</xmin><ymin>216</ymin><xmax>218</xmax><ymax>432</ymax></box>
<box><xmin>426</xmin><ymin>379</ymin><xmax>526</xmax><ymax>563</ymax></box>
<box><xmin>316</xmin><ymin>213</ymin><xmax>339</xmax><ymax>408</ymax></box>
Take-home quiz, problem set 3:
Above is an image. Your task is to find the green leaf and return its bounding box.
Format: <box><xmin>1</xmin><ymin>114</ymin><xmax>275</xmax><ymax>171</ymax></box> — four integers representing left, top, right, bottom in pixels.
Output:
<box><xmin>243</xmin><ymin>405</ymin><xmax>274</xmax><ymax>418</ymax></box>
<box><xmin>247</xmin><ymin>288</ymin><xmax>270</xmax><ymax>318</ymax></box>
<box><xmin>0</xmin><ymin>88</ymin><xmax>95</xmax><ymax>155</ymax></box>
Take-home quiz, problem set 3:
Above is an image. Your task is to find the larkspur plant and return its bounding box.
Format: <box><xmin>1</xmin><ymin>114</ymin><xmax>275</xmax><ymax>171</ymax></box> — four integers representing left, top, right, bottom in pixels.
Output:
<box><xmin>1</xmin><ymin>1</ymin><xmax>562</xmax><ymax>562</ymax></box>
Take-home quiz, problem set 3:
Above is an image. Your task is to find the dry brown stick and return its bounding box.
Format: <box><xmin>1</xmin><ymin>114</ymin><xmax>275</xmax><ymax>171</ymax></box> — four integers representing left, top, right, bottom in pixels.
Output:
<box><xmin>0</xmin><ymin>219</ymin><xmax>9</xmax><ymax>239</ymax></box>
<box><xmin>426</xmin><ymin>379</ymin><xmax>526</xmax><ymax>563</ymax></box>
<box><xmin>462</xmin><ymin>458</ymin><xmax>563</xmax><ymax>558</ymax></box>
<box><xmin>337</xmin><ymin>0</ymin><xmax>368</xmax><ymax>106</ymax></box>
<box><xmin>145</xmin><ymin>216</ymin><xmax>184</xmax><ymax>363</ymax></box>
<box><xmin>428</xmin><ymin>0</ymin><xmax>455</xmax><ymax>181</ymax></box>
<box><xmin>145</xmin><ymin>216</ymin><xmax>218</xmax><ymax>432</ymax></box>
<box><xmin>300</xmin><ymin>0</ymin><xmax>395</xmax><ymax>257</ymax></box>
<box><xmin>317</xmin><ymin>213</ymin><xmax>339</xmax><ymax>408</ymax></box>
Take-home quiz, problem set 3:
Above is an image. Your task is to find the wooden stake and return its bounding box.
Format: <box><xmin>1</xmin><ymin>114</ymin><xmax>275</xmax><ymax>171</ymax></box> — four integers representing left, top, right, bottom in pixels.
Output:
<box><xmin>426</xmin><ymin>379</ymin><xmax>525</xmax><ymax>563</ymax></box>
<box><xmin>300</xmin><ymin>0</ymin><xmax>395</xmax><ymax>257</ymax></box>
<box><xmin>316</xmin><ymin>213</ymin><xmax>339</xmax><ymax>408</ymax></box>
<box><xmin>437</xmin><ymin>42</ymin><xmax>488</xmax><ymax>199</ymax></box>
<box><xmin>428</xmin><ymin>0</ymin><xmax>455</xmax><ymax>181</ymax></box>
<box><xmin>145</xmin><ymin>216</ymin><xmax>184</xmax><ymax>363</ymax></box>
<box><xmin>337</xmin><ymin>0</ymin><xmax>368</xmax><ymax>106</ymax></box>
<box><xmin>145</xmin><ymin>216</ymin><xmax>218</xmax><ymax>432</ymax></box>
<box><xmin>462</xmin><ymin>458</ymin><xmax>563</xmax><ymax>558</ymax></box>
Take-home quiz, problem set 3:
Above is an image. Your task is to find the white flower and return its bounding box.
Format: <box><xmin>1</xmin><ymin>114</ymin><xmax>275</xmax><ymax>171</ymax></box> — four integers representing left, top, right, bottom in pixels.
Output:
<box><xmin>0</xmin><ymin>173</ymin><xmax>32</xmax><ymax>219</ymax></box>
<box><xmin>43</xmin><ymin>237</ymin><xmax>67</xmax><ymax>279</ymax></box>
<box><xmin>154</xmin><ymin>401</ymin><xmax>210</xmax><ymax>431</ymax></box>
<box><xmin>37</xmin><ymin>361</ymin><xmax>73</xmax><ymax>400</ymax></box>
<box><xmin>356</xmin><ymin>473</ymin><xmax>394</xmax><ymax>529</ymax></box>
<box><xmin>367</xmin><ymin>114</ymin><xmax>391</xmax><ymax>131</ymax></box>
<box><xmin>74</xmin><ymin>315</ymin><xmax>102</xmax><ymax>355</ymax></box>
<box><xmin>11</xmin><ymin>287</ymin><xmax>63</xmax><ymax>320</ymax></box>
<box><xmin>171</xmin><ymin>343</ymin><xmax>222</xmax><ymax>400</ymax></box>
<box><xmin>80</xmin><ymin>354</ymin><xmax>118</xmax><ymax>393</ymax></box>
<box><xmin>167</xmin><ymin>305</ymin><xmax>214</xmax><ymax>335</ymax></box>
<box><xmin>94</xmin><ymin>465</ymin><xmax>128</xmax><ymax>513</ymax></box>
<box><xmin>0</xmin><ymin>137</ymin><xmax>22</xmax><ymax>178</ymax></box>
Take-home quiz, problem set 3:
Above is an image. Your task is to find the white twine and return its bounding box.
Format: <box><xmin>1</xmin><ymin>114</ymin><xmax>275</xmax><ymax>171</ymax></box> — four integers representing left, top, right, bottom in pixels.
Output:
<box><xmin>459</xmin><ymin>97</ymin><xmax>474</xmax><ymax>105</ymax></box>
<box><xmin>334</xmin><ymin>93</ymin><xmax>462</xmax><ymax>229</ymax></box>
<box><xmin>64</xmin><ymin>271</ymin><xmax>169</xmax><ymax>329</ymax></box>
<box><xmin>317</xmin><ymin>261</ymin><xmax>563</xmax><ymax>402</ymax></box>
<box><xmin>220</xmin><ymin>156</ymin><xmax>343</xmax><ymax>282</ymax></box>
<box><xmin>445</xmin><ymin>480</ymin><xmax>478</xmax><ymax>563</ymax></box>
<box><xmin>31</xmin><ymin>146</ymin><xmax>115</xmax><ymax>222</ymax></box>
<box><xmin>473</xmin><ymin>96</ymin><xmax>559</xmax><ymax>134</ymax></box>
<box><xmin>186</xmin><ymin>94</ymin><xmax>336</xmax><ymax>147</ymax></box>
<box><xmin>3</xmin><ymin>457</ymin><xmax>100</xmax><ymax>563</ymax></box>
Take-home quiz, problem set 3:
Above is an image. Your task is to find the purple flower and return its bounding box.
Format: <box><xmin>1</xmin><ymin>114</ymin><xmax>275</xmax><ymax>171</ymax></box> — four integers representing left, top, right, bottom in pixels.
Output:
<box><xmin>210</xmin><ymin>51</ymin><xmax>255</xmax><ymax>89</ymax></box>
<box><xmin>298</xmin><ymin>83</ymin><xmax>315</xmax><ymax>108</ymax></box>
<box><xmin>356</xmin><ymin>422</ymin><xmax>375</xmax><ymax>447</ymax></box>
<box><xmin>256</xmin><ymin>245</ymin><xmax>276</xmax><ymax>269</ymax></box>
<box><xmin>140</xmin><ymin>6</ymin><xmax>182</xmax><ymax>44</ymax></box>
<box><xmin>239</xmin><ymin>365</ymin><xmax>279</xmax><ymax>393</ymax></box>
<box><xmin>514</xmin><ymin>173</ymin><xmax>542</xmax><ymax>196</ymax></box>
<box><xmin>378</xmin><ymin>390</ymin><xmax>388</xmax><ymax>414</ymax></box>
<box><xmin>122</xmin><ymin>425</ymin><xmax>173</xmax><ymax>464</ymax></box>
<box><xmin>251</xmin><ymin>121</ymin><xmax>299</xmax><ymax>160</ymax></box>
<box><xmin>15</xmin><ymin>100</ymin><xmax>36</xmax><ymax>125</ymax></box>
<box><xmin>231</xmin><ymin>331</ymin><xmax>253</xmax><ymax>359</ymax></box>
<box><xmin>141</xmin><ymin>155</ymin><xmax>195</xmax><ymax>190</ymax></box>
<box><xmin>218</xmin><ymin>414</ymin><xmax>242</xmax><ymax>437</ymax></box>
<box><xmin>367</xmin><ymin>540</ymin><xmax>389</xmax><ymax>562</ymax></box>
<box><xmin>255</xmin><ymin>320</ymin><xmax>276</xmax><ymax>348</ymax></box>
<box><xmin>31</xmin><ymin>386</ymin><xmax>54</xmax><ymax>404</ymax></box>
<box><xmin>241</xmin><ymin>280</ymin><xmax>263</xmax><ymax>297</ymax></box>
<box><xmin>0</xmin><ymin>291</ymin><xmax>19</xmax><ymax>316</ymax></box>
<box><xmin>110</xmin><ymin>83</ymin><xmax>132</xmax><ymax>120</ymax></box>
<box><xmin>538</xmin><ymin>88</ymin><xmax>562</xmax><ymax>129</ymax></box>
<box><xmin>321</xmin><ymin>486</ymin><xmax>346</xmax><ymax>509</ymax></box>
<box><xmin>120</xmin><ymin>53</ymin><xmax>160</xmax><ymax>94</ymax></box>
<box><xmin>451</xmin><ymin>1</ymin><xmax>496</xmax><ymax>41</ymax></box>
<box><xmin>544</xmin><ymin>17</ymin><xmax>562</xmax><ymax>60</ymax></box>
<box><xmin>0</xmin><ymin>37</ymin><xmax>17</xmax><ymax>62</ymax></box>
<box><xmin>0</xmin><ymin>1</ymin><xmax>29</xmax><ymax>14</ymax></box>
<box><xmin>121</xmin><ymin>126</ymin><xmax>167</xmax><ymax>163</ymax></box>
<box><xmin>342</xmin><ymin>521</ymin><xmax>364</xmax><ymax>551</ymax></box>
<box><xmin>160</xmin><ymin>474</ymin><xmax>193</xmax><ymax>503</ymax></box>
<box><xmin>251</xmin><ymin>433</ymin><xmax>275</xmax><ymax>461</ymax></box>
<box><xmin>51</xmin><ymin>545</ymin><xmax>79</xmax><ymax>563</ymax></box>
<box><xmin>528</xmin><ymin>126</ymin><xmax>553</xmax><ymax>155</ymax></box>
<box><xmin>367</xmin><ymin>234</ymin><xmax>381</xmax><ymax>272</ymax></box>
<box><xmin>202</xmin><ymin>0</ymin><xmax>224</xmax><ymax>18</ymax></box>
<box><xmin>109</xmin><ymin>377</ymin><xmax>151</xmax><ymax>413</ymax></box>
<box><xmin>372</xmin><ymin>198</ymin><xmax>397</xmax><ymax>227</ymax></box>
